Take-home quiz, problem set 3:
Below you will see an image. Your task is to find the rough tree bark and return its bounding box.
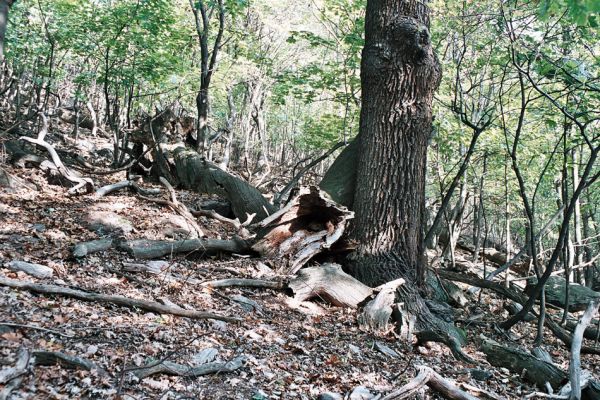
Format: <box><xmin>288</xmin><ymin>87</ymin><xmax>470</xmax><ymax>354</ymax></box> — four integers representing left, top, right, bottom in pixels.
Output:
<box><xmin>323</xmin><ymin>0</ymin><xmax>468</xmax><ymax>357</ymax></box>
<box><xmin>344</xmin><ymin>0</ymin><xmax>441</xmax><ymax>287</ymax></box>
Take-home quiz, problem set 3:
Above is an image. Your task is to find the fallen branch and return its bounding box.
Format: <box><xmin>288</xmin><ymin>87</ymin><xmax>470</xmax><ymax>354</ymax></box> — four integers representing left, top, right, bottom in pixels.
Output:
<box><xmin>0</xmin><ymin>322</ymin><xmax>74</xmax><ymax>338</ymax></box>
<box><xmin>132</xmin><ymin>355</ymin><xmax>245</xmax><ymax>379</ymax></box>
<box><xmin>32</xmin><ymin>350</ymin><xmax>106</xmax><ymax>375</ymax></box>
<box><xmin>201</xmin><ymin>278</ymin><xmax>284</xmax><ymax>290</ymax></box>
<box><xmin>19</xmin><ymin>113</ymin><xmax>94</xmax><ymax>194</ymax></box>
<box><xmin>95</xmin><ymin>175</ymin><xmax>142</xmax><ymax>197</ymax></box>
<box><xmin>191</xmin><ymin>208</ymin><xmax>253</xmax><ymax>239</ymax></box>
<box><xmin>0</xmin><ymin>276</ymin><xmax>241</xmax><ymax>323</ymax></box>
<box><xmin>72</xmin><ymin>238</ymin><xmax>114</xmax><ymax>258</ymax></box>
<box><xmin>381</xmin><ymin>365</ymin><xmax>480</xmax><ymax>400</ymax></box>
<box><xmin>138</xmin><ymin>177</ymin><xmax>203</xmax><ymax>238</ymax></box>
<box><xmin>6</xmin><ymin>260</ymin><xmax>53</xmax><ymax>278</ymax></box>
<box><xmin>117</xmin><ymin>237</ymin><xmax>249</xmax><ymax>259</ymax></box>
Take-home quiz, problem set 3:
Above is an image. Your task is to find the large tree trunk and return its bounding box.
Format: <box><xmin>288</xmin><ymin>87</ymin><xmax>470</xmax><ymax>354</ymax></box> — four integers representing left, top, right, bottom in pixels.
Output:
<box><xmin>345</xmin><ymin>0</ymin><xmax>441</xmax><ymax>287</ymax></box>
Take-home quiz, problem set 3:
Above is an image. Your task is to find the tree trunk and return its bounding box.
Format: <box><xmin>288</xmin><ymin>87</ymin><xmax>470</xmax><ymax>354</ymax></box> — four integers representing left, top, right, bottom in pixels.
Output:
<box><xmin>0</xmin><ymin>1</ymin><xmax>15</xmax><ymax>63</ymax></box>
<box><xmin>345</xmin><ymin>0</ymin><xmax>441</xmax><ymax>287</ymax></box>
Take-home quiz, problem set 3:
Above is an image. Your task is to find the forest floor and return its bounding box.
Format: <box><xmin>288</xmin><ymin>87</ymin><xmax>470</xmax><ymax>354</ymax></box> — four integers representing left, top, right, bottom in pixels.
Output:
<box><xmin>1</xmin><ymin>127</ymin><xmax>599</xmax><ymax>399</ymax></box>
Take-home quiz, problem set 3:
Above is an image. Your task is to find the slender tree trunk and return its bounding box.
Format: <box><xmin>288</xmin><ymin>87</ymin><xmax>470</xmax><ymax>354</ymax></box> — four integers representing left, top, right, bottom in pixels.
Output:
<box><xmin>0</xmin><ymin>0</ymin><xmax>14</xmax><ymax>63</ymax></box>
<box><xmin>504</xmin><ymin>159</ymin><xmax>511</xmax><ymax>287</ymax></box>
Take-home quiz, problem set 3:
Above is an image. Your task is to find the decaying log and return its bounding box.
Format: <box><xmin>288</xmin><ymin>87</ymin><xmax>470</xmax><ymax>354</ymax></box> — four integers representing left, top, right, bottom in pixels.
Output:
<box><xmin>481</xmin><ymin>337</ymin><xmax>567</xmax><ymax>389</ymax></box>
<box><xmin>132</xmin><ymin>355</ymin><xmax>245</xmax><ymax>379</ymax></box>
<box><xmin>174</xmin><ymin>146</ymin><xmax>275</xmax><ymax>221</ymax></box>
<box><xmin>568</xmin><ymin>300</ymin><xmax>600</xmax><ymax>400</ymax></box>
<box><xmin>19</xmin><ymin>113</ymin><xmax>93</xmax><ymax>194</ymax></box>
<box><xmin>288</xmin><ymin>263</ymin><xmax>372</xmax><ymax>308</ymax></box>
<box><xmin>527</xmin><ymin>276</ymin><xmax>600</xmax><ymax>312</ymax></box>
<box><xmin>359</xmin><ymin>279</ymin><xmax>405</xmax><ymax>331</ymax></box>
<box><xmin>201</xmin><ymin>278</ymin><xmax>284</xmax><ymax>290</ymax></box>
<box><xmin>117</xmin><ymin>237</ymin><xmax>249</xmax><ymax>259</ymax></box>
<box><xmin>253</xmin><ymin>186</ymin><xmax>354</xmax><ymax>274</ymax></box>
<box><xmin>0</xmin><ymin>276</ymin><xmax>240</xmax><ymax>323</ymax></box>
<box><xmin>6</xmin><ymin>261</ymin><xmax>53</xmax><ymax>278</ymax></box>
<box><xmin>381</xmin><ymin>365</ymin><xmax>480</xmax><ymax>400</ymax></box>
<box><xmin>72</xmin><ymin>239</ymin><xmax>114</xmax><ymax>258</ymax></box>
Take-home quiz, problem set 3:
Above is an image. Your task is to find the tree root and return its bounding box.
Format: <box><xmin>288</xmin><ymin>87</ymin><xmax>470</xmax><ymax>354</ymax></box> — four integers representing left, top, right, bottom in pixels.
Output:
<box><xmin>131</xmin><ymin>355</ymin><xmax>245</xmax><ymax>379</ymax></box>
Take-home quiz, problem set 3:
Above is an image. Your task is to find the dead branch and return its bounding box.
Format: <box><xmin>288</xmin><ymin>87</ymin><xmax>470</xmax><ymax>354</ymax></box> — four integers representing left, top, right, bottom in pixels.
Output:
<box><xmin>0</xmin><ymin>322</ymin><xmax>74</xmax><ymax>338</ymax></box>
<box><xmin>381</xmin><ymin>365</ymin><xmax>480</xmax><ymax>400</ymax></box>
<box><xmin>6</xmin><ymin>260</ymin><xmax>53</xmax><ymax>278</ymax></box>
<box><xmin>117</xmin><ymin>237</ymin><xmax>249</xmax><ymax>259</ymax></box>
<box><xmin>19</xmin><ymin>113</ymin><xmax>94</xmax><ymax>194</ymax></box>
<box><xmin>95</xmin><ymin>175</ymin><xmax>142</xmax><ymax>197</ymax></box>
<box><xmin>201</xmin><ymin>278</ymin><xmax>284</xmax><ymax>290</ymax></box>
<box><xmin>132</xmin><ymin>355</ymin><xmax>245</xmax><ymax>379</ymax></box>
<box><xmin>191</xmin><ymin>208</ymin><xmax>253</xmax><ymax>239</ymax></box>
<box><xmin>0</xmin><ymin>276</ymin><xmax>241</xmax><ymax>323</ymax></box>
<box><xmin>32</xmin><ymin>350</ymin><xmax>106</xmax><ymax>375</ymax></box>
<box><xmin>138</xmin><ymin>177</ymin><xmax>204</xmax><ymax>237</ymax></box>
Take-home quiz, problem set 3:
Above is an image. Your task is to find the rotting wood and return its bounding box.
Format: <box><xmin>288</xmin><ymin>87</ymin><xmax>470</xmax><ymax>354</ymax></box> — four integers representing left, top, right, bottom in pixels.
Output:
<box><xmin>0</xmin><ymin>276</ymin><xmax>241</xmax><ymax>323</ymax></box>
<box><xmin>253</xmin><ymin>186</ymin><xmax>354</xmax><ymax>274</ymax></box>
<box><xmin>359</xmin><ymin>279</ymin><xmax>405</xmax><ymax>332</ymax></box>
<box><xmin>481</xmin><ymin>337</ymin><xmax>567</xmax><ymax>389</ymax></box>
<box><xmin>381</xmin><ymin>364</ymin><xmax>480</xmax><ymax>400</ymax></box>
<box><xmin>174</xmin><ymin>146</ymin><xmax>275</xmax><ymax>221</ymax></box>
<box><xmin>131</xmin><ymin>355</ymin><xmax>245</xmax><ymax>379</ymax></box>
<box><xmin>288</xmin><ymin>263</ymin><xmax>372</xmax><ymax>308</ymax></box>
<box><xmin>117</xmin><ymin>237</ymin><xmax>249</xmax><ymax>259</ymax></box>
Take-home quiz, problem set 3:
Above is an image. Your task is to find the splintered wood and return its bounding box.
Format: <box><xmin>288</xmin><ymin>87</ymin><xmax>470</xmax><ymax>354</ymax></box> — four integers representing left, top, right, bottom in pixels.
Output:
<box><xmin>252</xmin><ymin>186</ymin><xmax>354</xmax><ymax>274</ymax></box>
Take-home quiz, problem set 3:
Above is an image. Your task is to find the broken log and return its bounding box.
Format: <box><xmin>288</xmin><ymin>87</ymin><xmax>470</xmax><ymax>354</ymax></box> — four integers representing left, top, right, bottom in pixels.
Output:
<box><xmin>319</xmin><ymin>136</ymin><xmax>359</xmax><ymax>209</ymax></box>
<box><xmin>132</xmin><ymin>355</ymin><xmax>245</xmax><ymax>379</ymax></box>
<box><xmin>359</xmin><ymin>279</ymin><xmax>405</xmax><ymax>331</ymax></box>
<box><xmin>117</xmin><ymin>237</ymin><xmax>249</xmax><ymax>259</ymax></box>
<box><xmin>0</xmin><ymin>276</ymin><xmax>240</xmax><ymax>323</ymax></box>
<box><xmin>72</xmin><ymin>239</ymin><xmax>114</xmax><ymax>258</ymax></box>
<box><xmin>288</xmin><ymin>263</ymin><xmax>372</xmax><ymax>308</ymax></box>
<box><xmin>253</xmin><ymin>186</ymin><xmax>354</xmax><ymax>274</ymax></box>
<box><xmin>481</xmin><ymin>337</ymin><xmax>567</xmax><ymax>389</ymax></box>
<box><xmin>174</xmin><ymin>146</ymin><xmax>275</xmax><ymax>221</ymax></box>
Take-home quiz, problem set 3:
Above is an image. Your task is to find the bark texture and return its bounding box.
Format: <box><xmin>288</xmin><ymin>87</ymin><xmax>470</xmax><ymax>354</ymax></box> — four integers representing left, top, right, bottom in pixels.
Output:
<box><xmin>346</xmin><ymin>0</ymin><xmax>441</xmax><ymax>286</ymax></box>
